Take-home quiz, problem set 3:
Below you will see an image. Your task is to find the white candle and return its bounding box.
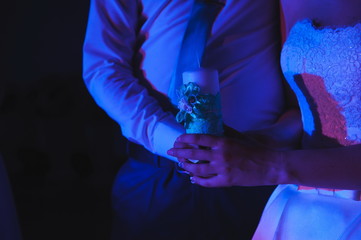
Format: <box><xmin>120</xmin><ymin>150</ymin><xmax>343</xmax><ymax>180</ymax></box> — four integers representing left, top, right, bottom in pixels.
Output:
<box><xmin>182</xmin><ymin>69</ymin><xmax>219</xmax><ymax>95</ymax></box>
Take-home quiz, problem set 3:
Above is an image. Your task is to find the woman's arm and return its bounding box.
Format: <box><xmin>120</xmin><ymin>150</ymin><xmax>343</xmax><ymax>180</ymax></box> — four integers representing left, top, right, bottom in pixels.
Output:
<box><xmin>167</xmin><ymin>134</ymin><xmax>361</xmax><ymax>190</ymax></box>
<box><xmin>282</xmin><ymin>144</ymin><xmax>361</xmax><ymax>190</ymax></box>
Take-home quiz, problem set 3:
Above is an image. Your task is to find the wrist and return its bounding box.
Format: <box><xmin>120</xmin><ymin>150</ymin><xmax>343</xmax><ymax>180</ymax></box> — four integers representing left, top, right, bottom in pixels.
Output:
<box><xmin>270</xmin><ymin>149</ymin><xmax>289</xmax><ymax>185</ymax></box>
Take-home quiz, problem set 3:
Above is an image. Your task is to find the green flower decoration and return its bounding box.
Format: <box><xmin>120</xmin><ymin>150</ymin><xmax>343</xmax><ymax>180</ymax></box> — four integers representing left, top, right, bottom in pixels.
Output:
<box><xmin>176</xmin><ymin>82</ymin><xmax>223</xmax><ymax>135</ymax></box>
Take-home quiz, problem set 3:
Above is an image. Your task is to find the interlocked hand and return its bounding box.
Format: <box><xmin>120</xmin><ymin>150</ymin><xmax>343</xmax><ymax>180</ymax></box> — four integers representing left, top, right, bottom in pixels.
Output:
<box><xmin>168</xmin><ymin>134</ymin><xmax>284</xmax><ymax>187</ymax></box>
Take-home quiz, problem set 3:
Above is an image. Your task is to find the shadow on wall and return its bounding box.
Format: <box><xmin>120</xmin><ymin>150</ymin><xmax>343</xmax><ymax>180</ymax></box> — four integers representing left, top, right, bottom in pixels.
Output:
<box><xmin>0</xmin><ymin>74</ymin><xmax>128</xmax><ymax>240</ymax></box>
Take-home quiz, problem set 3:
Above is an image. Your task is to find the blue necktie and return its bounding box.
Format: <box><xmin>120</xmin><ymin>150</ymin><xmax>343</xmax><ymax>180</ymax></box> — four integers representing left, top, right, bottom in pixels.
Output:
<box><xmin>168</xmin><ymin>0</ymin><xmax>225</xmax><ymax>106</ymax></box>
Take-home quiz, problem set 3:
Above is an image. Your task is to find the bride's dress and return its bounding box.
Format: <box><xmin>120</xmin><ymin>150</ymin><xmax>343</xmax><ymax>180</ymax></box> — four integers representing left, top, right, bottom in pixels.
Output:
<box><xmin>253</xmin><ymin>19</ymin><xmax>361</xmax><ymax>240</ymax></box>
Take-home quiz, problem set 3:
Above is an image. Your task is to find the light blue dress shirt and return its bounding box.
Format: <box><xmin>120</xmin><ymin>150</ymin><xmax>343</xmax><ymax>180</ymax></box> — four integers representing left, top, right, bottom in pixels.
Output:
<box><xmin>83</xmin><ymin>0</ymin><xmax>285</xmax><ymax>161</ymax></box>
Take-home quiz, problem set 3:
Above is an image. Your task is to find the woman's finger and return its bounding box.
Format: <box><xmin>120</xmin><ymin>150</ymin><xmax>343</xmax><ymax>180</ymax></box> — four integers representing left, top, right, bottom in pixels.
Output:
<box><xmin>176</xmin><ymin>134</ymin><xmax>224</xmax><ymax>148</ymax></box>
<box><xmin>173</xmin><ymin>141</ymin><xmax>198</xmax><ymax>149</ymax></box>
<box><xmin>190</xmin><ymin>175</ymin><xmax>226</xmax><ymax>187</ymax></box>
<box><xmin>167</xmin><ymin>148</ymin><xmax>213</xmax><ymax>161</ymax></box>
<box><xmin>179</xmin><ymin>161</ymin><xmax>216</xmax><ymax>177</ymax></box>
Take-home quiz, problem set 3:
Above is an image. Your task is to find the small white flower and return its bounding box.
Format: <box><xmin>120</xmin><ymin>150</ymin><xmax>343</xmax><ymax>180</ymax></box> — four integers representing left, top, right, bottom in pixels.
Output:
<box><xmin>178</xmin><ymin>98</ymin><xmax>193</xmax><ymax>113</ymax></box>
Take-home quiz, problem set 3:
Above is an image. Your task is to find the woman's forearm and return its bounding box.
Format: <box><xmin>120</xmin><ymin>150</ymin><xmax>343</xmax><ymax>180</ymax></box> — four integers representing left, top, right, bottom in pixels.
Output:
<box><xmin>279</xmin><ymin>144</ymin><xmax>361</xmax><ymax>190</ymax></box>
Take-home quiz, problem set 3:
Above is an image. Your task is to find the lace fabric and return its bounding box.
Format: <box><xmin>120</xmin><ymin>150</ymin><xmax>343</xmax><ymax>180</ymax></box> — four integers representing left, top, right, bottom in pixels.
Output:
<box><xmin>281</xmin><ymin>19</ymin><xmax>361</xmax><ymax>148</ymax></box>
<box><xmin>281</xmin><ymin>19</ymin><xmax>361</xmax><ymax>200</ymax></box>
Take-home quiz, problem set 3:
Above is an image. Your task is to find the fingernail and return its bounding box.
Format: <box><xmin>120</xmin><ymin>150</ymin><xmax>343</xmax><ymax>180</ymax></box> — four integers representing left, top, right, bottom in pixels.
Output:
<box><xmin>190</xmin><ymin>177</ymin><xmax>195</xmax><ymax>184</ymax></box>
<box><xmin>177</xmin><ymin>162</ymin><xmax>183</xmax><ymax>168</ymax></box>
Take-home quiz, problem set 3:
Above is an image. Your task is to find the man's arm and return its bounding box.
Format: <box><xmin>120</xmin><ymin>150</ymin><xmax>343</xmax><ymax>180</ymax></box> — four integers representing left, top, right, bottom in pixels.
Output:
<box><xmin>249</xmin><ymin>74</ymin><xmax>303</xmax><ymax>150</ymax></box>
<box><xmin>83</xmin><ymin>0</ymin><xmax>184</xmax><ymax>161</ymax></box>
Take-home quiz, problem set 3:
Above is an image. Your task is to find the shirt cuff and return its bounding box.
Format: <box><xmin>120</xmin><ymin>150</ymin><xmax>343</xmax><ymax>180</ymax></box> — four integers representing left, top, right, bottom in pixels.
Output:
<box><xmin>152</xmin><ymin>116</ymin><xmax>185</xmax><ymax>162</ymax></box>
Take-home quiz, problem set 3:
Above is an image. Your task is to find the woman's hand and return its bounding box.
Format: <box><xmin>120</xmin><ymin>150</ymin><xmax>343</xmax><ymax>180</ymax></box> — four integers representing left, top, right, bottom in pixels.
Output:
<box><xmin>167</xmin><ymin>134</ymin><xmax>286</xmax><ymax>187</ymax></box>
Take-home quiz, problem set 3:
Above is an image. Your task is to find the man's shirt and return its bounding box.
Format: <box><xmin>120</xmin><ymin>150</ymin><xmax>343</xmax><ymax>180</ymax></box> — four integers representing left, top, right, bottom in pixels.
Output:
<box><xmin>83</xmin><ymin>0</ymin><xmax>285</xmax><ymax>161</ymax></box>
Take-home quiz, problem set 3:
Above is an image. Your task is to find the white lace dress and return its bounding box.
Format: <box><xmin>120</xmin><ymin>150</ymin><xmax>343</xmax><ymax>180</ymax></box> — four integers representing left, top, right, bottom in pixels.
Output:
<box><xmin>253</xmin><ymin>19</ymin><xmax>361</xmax><ymax>240</ymax></box>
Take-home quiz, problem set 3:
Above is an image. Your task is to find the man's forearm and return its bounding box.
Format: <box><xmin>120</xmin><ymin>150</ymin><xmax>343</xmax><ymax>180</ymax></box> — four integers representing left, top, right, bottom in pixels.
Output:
<box><xmin>241</xmin><ymin>108</ymin><xmax>302</xmax><ymax>150</ymax></box>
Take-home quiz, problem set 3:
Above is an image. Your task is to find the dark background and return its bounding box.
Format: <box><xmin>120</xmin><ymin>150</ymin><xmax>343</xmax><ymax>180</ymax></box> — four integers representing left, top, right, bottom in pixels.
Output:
<box><xmin>2</xmin><ymin>2</ymin><xmax>276</xmax><ymax>240</ymax></box>
<box><xmin>2</xmin><ymin>1</ymin><xmax>127</xmax><ymax>239</ymax></box>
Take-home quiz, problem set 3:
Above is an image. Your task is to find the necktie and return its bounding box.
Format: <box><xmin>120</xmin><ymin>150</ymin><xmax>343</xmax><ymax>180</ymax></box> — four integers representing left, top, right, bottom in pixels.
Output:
<box><xmin>168</xmin><ymin>0</ymin><xmax>225</xmax><ymax>106</ymax></box>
